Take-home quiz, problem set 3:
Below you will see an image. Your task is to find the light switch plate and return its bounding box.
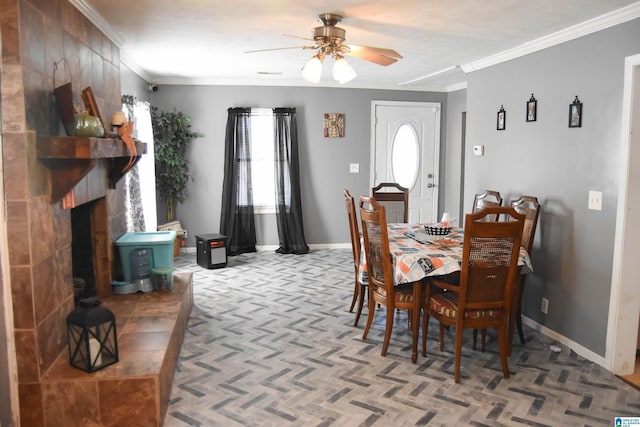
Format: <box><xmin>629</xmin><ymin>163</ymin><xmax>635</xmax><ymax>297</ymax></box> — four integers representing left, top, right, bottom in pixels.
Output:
<box><xmin>473</xmin><ymin>145</ymin><xmax>484</xmax><ymax>156</ymax></box>
<box><xmin>349</xmin><ymin>163</ymin><xmax>359</xmax><ymax>173</ymax></box>
<box><xmin>588</xmin><ymin>190</ymin><xmax>602</xmax><ymax>211</ymax></box>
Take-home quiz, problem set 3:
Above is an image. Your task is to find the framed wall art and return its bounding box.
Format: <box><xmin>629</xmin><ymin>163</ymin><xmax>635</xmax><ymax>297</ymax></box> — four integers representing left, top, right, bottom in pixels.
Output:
<box><xmin>569</xmin><ymin>96</ymin><xmax>582</xmax><ymax>128</ymax></box>
<box><xmin>324</xmin><ymin>113</ymin><xmax>345</xmax><ymax>137</ymax></box>
<box><xmin>526</xmin><ymin>94</ymin><xmax>537</xmax><ymax>122</ymax></box>
<box><xmin>497</xmin><ymin>105</ymin><xmax>506</xmax><ymax>131</ymax></box>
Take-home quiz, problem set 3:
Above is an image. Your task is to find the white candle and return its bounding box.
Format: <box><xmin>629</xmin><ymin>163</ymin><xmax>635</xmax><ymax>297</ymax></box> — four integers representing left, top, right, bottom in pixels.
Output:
<box><xmin>89</xmin><ymin>337</ymin><xmax>102</xmax><ymax>367</ymax></box>
<box><xmin>111</xmin><ymin>111</ymin><xmax>126</xmax><ymax>126</ymax></box>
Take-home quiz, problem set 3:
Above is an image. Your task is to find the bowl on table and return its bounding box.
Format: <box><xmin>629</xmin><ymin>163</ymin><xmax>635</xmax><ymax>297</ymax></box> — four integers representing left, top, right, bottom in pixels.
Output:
<box><xmin>424</xmin><ymin>224</ymin><xmax>452</xmax><ymax>235</ymax></box>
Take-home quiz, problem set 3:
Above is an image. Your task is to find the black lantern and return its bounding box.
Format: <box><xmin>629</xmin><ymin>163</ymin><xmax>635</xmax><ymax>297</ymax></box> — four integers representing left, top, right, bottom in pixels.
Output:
<box><xmin>67</xmin><ymin>297</ymin><xmax>118</xmax><ymax>372</ymax></box>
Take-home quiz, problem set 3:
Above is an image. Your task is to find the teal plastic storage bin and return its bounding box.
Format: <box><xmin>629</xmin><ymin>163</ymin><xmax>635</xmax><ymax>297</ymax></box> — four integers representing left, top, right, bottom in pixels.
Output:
<box><xmin>116</xmin><ymin>231</ymin><xmax>176</xmax><ymax>282</ymax></box>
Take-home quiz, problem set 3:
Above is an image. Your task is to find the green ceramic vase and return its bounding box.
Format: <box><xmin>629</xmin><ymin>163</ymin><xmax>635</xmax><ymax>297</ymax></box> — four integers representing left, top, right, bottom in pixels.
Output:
<box><xmin>73</xmin><ymin>112</ymin><xmax>104</xmax><ymax>137</ymax></box>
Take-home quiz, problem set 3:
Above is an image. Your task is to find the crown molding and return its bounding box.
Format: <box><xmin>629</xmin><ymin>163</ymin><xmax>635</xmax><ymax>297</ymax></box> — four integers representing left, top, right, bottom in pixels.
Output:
<box><xmin>446</xmin><ymin>81</ymin><xmax>467</xmax><ymax>92</ymax></box>
<box><xmin>70</xmin><ymin>0</ymin><xmax>151</xmax><ymax>82</ymax></box>
<box><xmin>462</xmin><ymin>2</ymin><xmax>640</xmax><ymax>73</ymax></box>
<box><xmin>70</xmin><ymin>0</ymin><xmax>640</xmax><ymax>91</ymax></box>
<box><xmin>398</xmin><ymin>65</ymin><xmax>464</xmax><ymax>86</ymax></box>
<box><xmin>68</xmin><ymin>0</ymin><xmax>125</xmax><ymax>46</ymax></box>
<box><xmin>120</xmin><ymin>51</ymin><xmax>153</xmax><ymax>83</ymax></box>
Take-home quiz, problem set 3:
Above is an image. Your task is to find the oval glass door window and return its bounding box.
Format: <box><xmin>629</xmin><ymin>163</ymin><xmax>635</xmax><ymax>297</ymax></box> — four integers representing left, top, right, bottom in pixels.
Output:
<box><xmin>391</xmin><ymin>123</ymin><xmax>419</xmax><ymax>189</ymax></box>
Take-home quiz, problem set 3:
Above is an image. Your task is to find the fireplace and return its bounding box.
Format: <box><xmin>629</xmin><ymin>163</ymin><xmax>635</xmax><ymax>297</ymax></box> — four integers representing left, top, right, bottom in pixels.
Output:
<box><xmin>68</xmin><ymin>196</ymin><xmax>114</xmax><ymax>299</ymax></box>
<box><xmin>71</xmin><ymin>200</ymin><xmax>97</xmax><ymax>302</ymax></box>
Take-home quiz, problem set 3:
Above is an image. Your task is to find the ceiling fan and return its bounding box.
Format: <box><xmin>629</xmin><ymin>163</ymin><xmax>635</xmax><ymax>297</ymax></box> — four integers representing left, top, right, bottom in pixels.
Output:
<box><xmin>245</xmin><ymin>13</ymin><xmax>403</xmax><ymax>83</ymax></box>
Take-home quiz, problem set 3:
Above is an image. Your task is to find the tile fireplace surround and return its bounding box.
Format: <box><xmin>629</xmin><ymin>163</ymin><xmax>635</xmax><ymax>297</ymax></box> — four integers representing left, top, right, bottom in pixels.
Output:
<box><xmin>0</xmin><ymin>0</ymin><xmax>195</xmax><ymax>425</ymax></box>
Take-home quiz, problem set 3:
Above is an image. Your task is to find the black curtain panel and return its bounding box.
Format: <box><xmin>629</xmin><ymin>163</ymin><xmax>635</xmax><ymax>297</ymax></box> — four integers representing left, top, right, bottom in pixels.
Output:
<box><xmin>220</xmin><ymin>108</ymin><xmax>257</xmax><ymax>255</ymax></box>
<box><xmin>273</xmin><ymin>108</ymin><xmax>309</xmax><ymax>254</ymax></box>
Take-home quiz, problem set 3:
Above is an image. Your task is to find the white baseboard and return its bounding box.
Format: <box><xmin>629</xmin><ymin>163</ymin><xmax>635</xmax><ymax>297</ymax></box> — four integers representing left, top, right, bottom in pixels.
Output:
<box><xmin>182</xmin><ymin>243</ymin><xmax>352</xmax><ymax>253</ymax></box>
<box><xmin>257</xmin><ymin>243</ymin><xmax>351</xmax><ymax>251</ymax></box>
<box><xmin>521</xmin><ymin>316</ymin><xmax>606</xmax><ymax>368</ymax></box>
<box><xmin>308</xmin><ymin>243</ymin><xmax>351</xmax><ymax>250</ymax></box>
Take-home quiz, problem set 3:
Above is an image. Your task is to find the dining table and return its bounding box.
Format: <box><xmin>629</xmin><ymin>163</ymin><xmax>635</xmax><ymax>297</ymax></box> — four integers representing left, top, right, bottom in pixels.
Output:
<box><xmin>359</xmin><ymin>223</ymin><xmax>533</xmax><ymax>362</ymax></box>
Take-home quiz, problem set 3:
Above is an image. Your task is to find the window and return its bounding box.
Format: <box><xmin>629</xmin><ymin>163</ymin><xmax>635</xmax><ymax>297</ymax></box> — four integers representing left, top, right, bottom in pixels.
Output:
<box><xmin>123</xmin><ymin>100</ymin><xmax>157</xmax><ymax>231</ymax></box>
<box><xmin>391</xmin><ymin>123</ymin><xmax>419</xmax><ymax>189</ymax></box>
<box><xmin>238</xmin><ymin>109</ymin><xmax>276</xmax><ymax>212</ymax></box>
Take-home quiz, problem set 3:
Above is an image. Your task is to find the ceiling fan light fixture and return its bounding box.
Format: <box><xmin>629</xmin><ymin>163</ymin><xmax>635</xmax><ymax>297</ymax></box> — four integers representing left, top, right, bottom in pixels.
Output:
<box><xmin>248</xmin><ymin>12</ymin><xmax>401</xmax><ymax>84</ymax></box>
<box><xmin>302</xmin><ymin>55</ymin><xmax>323</xmax><ymax>83</ymax></box>
<box><xmin>333</xmin><ymin>56</ymin><xmax>356</xmax><ymax>84</ymax></box>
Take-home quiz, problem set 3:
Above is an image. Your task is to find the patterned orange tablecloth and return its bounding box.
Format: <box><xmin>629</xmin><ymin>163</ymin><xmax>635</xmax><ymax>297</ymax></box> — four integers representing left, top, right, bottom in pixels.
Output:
<box><xmin>360</xmin><ymin>224</ymin><xmax>533</xmax><ymax>286</ymax></box>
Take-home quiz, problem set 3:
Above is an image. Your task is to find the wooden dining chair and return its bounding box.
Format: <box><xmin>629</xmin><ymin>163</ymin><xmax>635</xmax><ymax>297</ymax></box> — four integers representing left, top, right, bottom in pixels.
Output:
<box><xmin>359</xmin><ymin>196</ymin><xmax>419</xmax><ymax>362</ymax></box>
<box><xmin>475</xmin><ymin>195</ymin><xmax>541</xmax><ymax>352</ymax></box>
<box><xmin>510</xmin><ymin>195</ymin><xmax>541</xmax><ymax>345</ymax></box>
<box><xmin>344</xmin><ymin>189</ymin><xmax>367</xmax><ymax>327</ymax></box>
<box><xmin>422</xmin><ymin>206</ymin><xmax>524</xmax><ymax>383</ymax></box>
<box><xmin>468</xmin><ymin>189</ymin><xmax>503</xmax><ymax>348</ymax></box>
<box><xmin>371</xmin><ymin>182</ymin><xmax>409</xmax><ymax>223</ymax></box>
<box><xmin>472</xmin><ymin>190</ymin><xmax>503</xmax><ymax>221</ymax></box>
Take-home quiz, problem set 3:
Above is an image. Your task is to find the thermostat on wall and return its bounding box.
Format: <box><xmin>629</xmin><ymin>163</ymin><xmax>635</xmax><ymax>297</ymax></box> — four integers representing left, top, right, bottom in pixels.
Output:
<box><xmin>473</xmin><ymin>145</ymin><xmax>484</xmax><ymax>156</ymax></box>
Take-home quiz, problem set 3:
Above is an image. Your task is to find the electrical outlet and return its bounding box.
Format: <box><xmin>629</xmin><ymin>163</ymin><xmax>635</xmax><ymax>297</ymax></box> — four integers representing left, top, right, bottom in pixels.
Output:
<box><xmin>541</xmin><ymin>297</ymin><xmax>549</xmax><ymax>314</ymax></box>
<box><xmin>588</xmin><ymin>190</ymin><xmax>602</xmax><ymax>211</ymax></box>
<box><xmin>349</xmin><ymin>163</ymin><xmax>359</xmax><ymax>173</ymax></box>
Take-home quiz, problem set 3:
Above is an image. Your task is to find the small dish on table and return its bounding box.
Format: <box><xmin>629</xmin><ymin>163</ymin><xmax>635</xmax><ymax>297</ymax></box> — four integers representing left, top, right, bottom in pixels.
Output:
<box><xmin>430</xmin><ymin>236</ymin><xmax>459</xmax><ymax>247</ymax></box>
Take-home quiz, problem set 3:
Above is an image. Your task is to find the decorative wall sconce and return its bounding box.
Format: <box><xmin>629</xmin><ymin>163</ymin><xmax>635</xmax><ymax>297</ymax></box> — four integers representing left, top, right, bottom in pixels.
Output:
<box><xmin>569</xmin><ymin>96</ymin><xmax>582</xmax><ymax>128</ymax></box>
<box><xmin>67</xmin><ymin>297</ymin><xmax>118</xmax><ymax>373</ymax></box>
<box><xmin>497</xmin><ymin>105</ymin><xmax>506</xmax><ymax>131</ymax></box>
<box><xmin>526</xmin><ymin>94</ymin><xmax>537</xmax><ymax>122</ymax></box>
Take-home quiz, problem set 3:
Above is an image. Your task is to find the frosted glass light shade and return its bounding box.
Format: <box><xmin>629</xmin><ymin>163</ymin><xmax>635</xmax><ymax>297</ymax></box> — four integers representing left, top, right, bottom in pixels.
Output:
<box><xmin>302</xmin><ymin>56</ymin><xmax>322</xmax><ymax>83</ymax></box>
<box><xmin>333</xmin><ymin>57</ymin><xmax>356</xmax><ymax>84</ymax></box>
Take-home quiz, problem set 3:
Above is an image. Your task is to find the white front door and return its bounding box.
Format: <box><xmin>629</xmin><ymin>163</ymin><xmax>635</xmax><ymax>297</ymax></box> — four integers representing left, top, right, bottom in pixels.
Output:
<box><xmin>371</xmin><ymin>101</ymin><xmax>441</xmax><ymax>224</ymax></box>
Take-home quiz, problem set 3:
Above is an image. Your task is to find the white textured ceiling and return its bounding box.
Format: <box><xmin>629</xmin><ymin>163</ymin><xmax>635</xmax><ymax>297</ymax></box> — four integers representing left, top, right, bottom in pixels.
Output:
<box><xmin>76</xmin><ymin>0</ymin><xmax>640</xmax><ymax>91</ymax></box>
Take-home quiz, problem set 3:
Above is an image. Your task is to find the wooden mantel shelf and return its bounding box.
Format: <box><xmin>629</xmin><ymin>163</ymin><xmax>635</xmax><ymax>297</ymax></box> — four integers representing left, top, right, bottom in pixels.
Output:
<box><xmin>37</xmin><ymin>136</ymin><xmax>147</xmax><ymax>203</ymax></box>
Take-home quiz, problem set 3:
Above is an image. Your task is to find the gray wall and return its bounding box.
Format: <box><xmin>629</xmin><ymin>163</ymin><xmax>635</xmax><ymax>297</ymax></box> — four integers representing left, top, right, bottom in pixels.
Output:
<box><xmin>151</xmin><ymin>87</ymin><xmax>447</xmax><ymax>246</ymax></box>
<box><xmin>121</xmin><ymin>64</ymin><xmax>153</xmax><ymax>103</ymax></box>
<box><xmin>125</xmin><ymin>18</ymin><xmax>640</xmax><ymax>358</ymax></box>
<box><xmin>443</xmin><ymin>88</ymin><xmax>467</xmax><ymax>225</ymax></box>
<box><xmin>465</xmin><ymin>18</ymin><xmax>640</xmax><ymax>356</ymax></box>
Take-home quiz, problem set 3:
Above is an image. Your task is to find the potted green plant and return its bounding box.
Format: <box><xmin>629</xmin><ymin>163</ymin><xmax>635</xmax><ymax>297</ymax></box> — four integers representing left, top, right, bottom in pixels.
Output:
<box><xmin>151</xmin><ymin>106</ymin><xmax>202</xmax><ymax>222</ymax></box>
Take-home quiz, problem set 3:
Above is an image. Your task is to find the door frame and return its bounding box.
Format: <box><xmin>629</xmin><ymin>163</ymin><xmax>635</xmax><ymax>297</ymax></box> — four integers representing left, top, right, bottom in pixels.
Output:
<box><xmin>607</xmin><ymin>53</ymin><xmax>640</xmax><ymax>375</ymax></box>
<box><xmin>369</xmin><ymin>100</ymin><xmax>441</xmax><ymax>222</ymax></box>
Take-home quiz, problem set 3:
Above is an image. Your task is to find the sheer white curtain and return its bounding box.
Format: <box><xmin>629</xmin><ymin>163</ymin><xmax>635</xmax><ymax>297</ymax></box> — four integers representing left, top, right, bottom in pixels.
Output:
<box><xmin>123</xmin><ymin>99</ymin><xmax>157</xmax><ymax>231</ymax></box>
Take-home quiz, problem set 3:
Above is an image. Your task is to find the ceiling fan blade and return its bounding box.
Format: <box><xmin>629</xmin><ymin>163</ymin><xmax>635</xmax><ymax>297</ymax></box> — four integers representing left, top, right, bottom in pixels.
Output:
<box><xmin>344</xmin><ymin>45</ymin><xmax>401</xmax><ymax>66</ymax></box>
<box><xmin>283</xmin><ymin>34</ymin><xmax>316</xmax><ymax>42</ymax></box>
<box><xmin>245</xmin><ymin>45</ymin><xmax>316</xmax><ymax>54</ymax></box>
<box><xmin>347</xmin><ymin>44</ymin><xmax>403</xmax><ymax>59</ymax></box>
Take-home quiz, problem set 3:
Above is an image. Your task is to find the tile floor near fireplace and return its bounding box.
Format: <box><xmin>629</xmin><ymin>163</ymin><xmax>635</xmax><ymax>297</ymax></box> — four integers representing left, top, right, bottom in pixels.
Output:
<box><xmin>38</xmin><ymin>272</ymin><xmax>193</xmax><ymax>426</ymax></box>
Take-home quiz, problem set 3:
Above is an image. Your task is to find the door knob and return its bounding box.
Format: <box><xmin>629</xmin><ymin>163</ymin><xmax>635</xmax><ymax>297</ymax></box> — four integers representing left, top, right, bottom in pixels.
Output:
<box><xmin>427</xmin><ymin>183</ymin><xmax>434</xmax><ymax>188</ymax></box>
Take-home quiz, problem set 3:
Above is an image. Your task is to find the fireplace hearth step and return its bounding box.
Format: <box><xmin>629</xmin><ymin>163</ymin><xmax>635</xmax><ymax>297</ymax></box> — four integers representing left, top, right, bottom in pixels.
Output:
<box><xmin>41</xmin><ymin>272</ymin><xmax>193</xmax><ymax>426</ymax></box>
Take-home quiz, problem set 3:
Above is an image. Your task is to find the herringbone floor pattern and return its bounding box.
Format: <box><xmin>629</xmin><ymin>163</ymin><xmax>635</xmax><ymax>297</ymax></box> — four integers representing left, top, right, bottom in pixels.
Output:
<box><xmin>165</xmin><ymin>249</ymin><xmax>640</xmax><ymax>426</ymax></box>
